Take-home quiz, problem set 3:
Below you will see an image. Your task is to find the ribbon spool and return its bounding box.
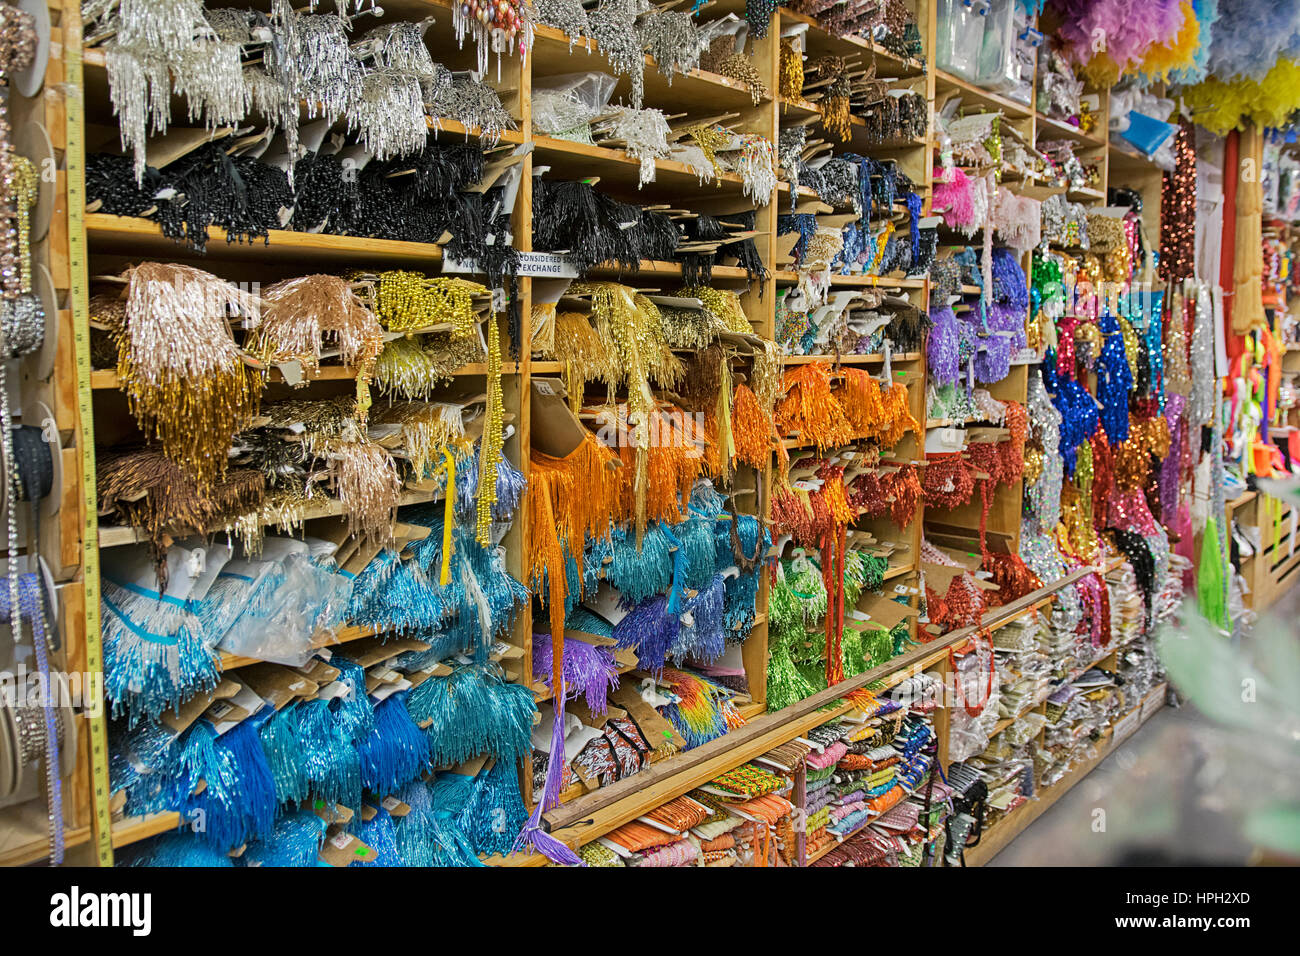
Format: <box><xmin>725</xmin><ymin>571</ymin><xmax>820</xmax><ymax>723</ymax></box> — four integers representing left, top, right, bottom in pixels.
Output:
<box><xmin>13</xmin><ymin>119</ymin><xmax>54</xmax><ymax>242</ymax></box>
<box><xmin>0</xmin><ymin>669</ymin><xmax>76</xmax><ymax>799</ymax></box>
<box><xmin>30</xmin><ymin>262</ymin><xmax>54</xmax><ymax>381</ymax></box>
<box><xmin>0</xmin><ymin>701</ymin><xmax>16</xmax><ymax>798</ymax></box>
<box><xmin>9</xmin><ymin>0</ymin><xmax>47</xmax><ymax>99</ymax></box>
<box><xmin>0</xmin><ymin>573</ymin><xmax>73</xmax><ymax>866</ymax></box>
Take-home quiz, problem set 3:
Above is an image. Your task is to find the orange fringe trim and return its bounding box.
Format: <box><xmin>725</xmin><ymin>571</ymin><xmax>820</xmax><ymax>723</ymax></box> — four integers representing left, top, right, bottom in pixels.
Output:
<box><xmin>528</xmin><ymin>432</ymin><xmax>622</xmax><ymax>669</ymax></box>
<box><xmin>733</xmin><ymin>383</ymin><xmax>774</xmax><ymax>469</ymax></box>
<box><xmin>775</xmin><ymin>363</ymin><xmax>855</xmax><ymax>451</ymax></box>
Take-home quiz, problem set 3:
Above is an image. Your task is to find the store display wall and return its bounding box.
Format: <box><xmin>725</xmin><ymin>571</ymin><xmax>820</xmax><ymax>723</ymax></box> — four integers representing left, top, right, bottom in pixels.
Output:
<box><xmin>0</xmin><ymin>0</ymin><xmax>1288</xmax><ymax>868</ymax></box>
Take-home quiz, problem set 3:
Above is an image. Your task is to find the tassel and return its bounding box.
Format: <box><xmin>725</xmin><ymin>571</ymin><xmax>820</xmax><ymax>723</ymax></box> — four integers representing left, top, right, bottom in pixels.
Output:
<box><xmin>328</xmin><ymin>437</ymin><xmax>402</xmax><ymax>546</ymax></box>
<box><xmin>613</xmin><ymin>595</ymin><xmax>680</xmax><ymax>675</ymax></box>
<box><xmin>660</xmin><ymin>523</ymin><xmax>689</xmax><ymax>616</ymax></box>
<box><xmin>455</xmin><ymin>442</ymin><xmax>527</xmax><ymax>523</ymax></box>
<box><xmin>658</xmin><ymin>668</ymin><xmax>735</xmax><ymax>750</ymax></box>
<box><xmin>405</xmin><ymin>665</ymin><xmax>536</xmax><ymax>766</ymax></box>
<box><xmin>674</xmin><ymin>516</ymin><xmax>718</xmax><ymax>591</ymax></box>
<box><xmin>1197</xmin><ymin>514</ymin><xmax>1228</xmax><ymax>631</ymax></box>
<box><xmin>258</xmin><ymin>704</ymin><xmax>310</xmax><ymax>806</ymax></box>
<box><xmin>357</xmin><ymin>694</ymin><xmax>431</xmax><ymax>796</ymax></box>
<box><xmin>534</xmin><ymin>635</ymin><xmax>620</xmax><ymax>714</ymax></box>
<box><xmin>177</xmin><ymin>719</ymin><xmax>276</xmax><ymax>851</ymax></box>
<box><xmin>458</xmin><ymin>759</ymin><xmax>529</xmax><ymax>857</ymax></box>
<box><xmin>101</xmin><ymin>580</ymin><xmax>221</xmax><ymax>726</ymax></box>
<box><xmin>528</xmin><ymin>432</ymin><xmax>621</xmax><ymax>647</ymax></box>
<box><xmin>350</xmin><ymin>808</ymin><xmax>403</xmax><ymax>867</ymax></box>
<box><xmin>565</xmin><ymin>605</ymin><xmax>614</xmax><ymax>640</ymax></box>
<box><xmin>243</xmin><ymin>811</ymin><xmax>328</xmax><ymax>867</ymax></box>
<box><xmin>124</xmin><ymin>833</ymin><xmax>235</xmax><ymax>867</ymax></box>
<box><xmin>511</xmin><ymin>676</ymin><xmax>584</xmax><ymax>867</ymax></box>
<box><xmin>249</xmin><ymin>274</ymin><xmax>384</xmax><ymax>416</ymax></box>
<box><xmin>330</xmin><ymin>659</ymin><xmax>376</xmax><ymax>742</ymax></box>
<box><xmin>296</xmin><ymin>699</ymin><xmax>363</xmax><ymax>812</ymax></box>
<box><xmin>767</xmin><ymin>640</ymin><xmax>819</xmax><ymax>711</ymax></box>
<box><xmin>393</xmin><ymin>781</ymin><xmax>439</xmax><ymax>866</ymax></box>
<box><xmin>672</xmin><ymin>574</ymin><xmax>727</xmax><ymax>665</ymax></box>
<box><xmin>605</xmin><ymin>523</ymin><xmax>674</xmax><ymax>604</ymax></box>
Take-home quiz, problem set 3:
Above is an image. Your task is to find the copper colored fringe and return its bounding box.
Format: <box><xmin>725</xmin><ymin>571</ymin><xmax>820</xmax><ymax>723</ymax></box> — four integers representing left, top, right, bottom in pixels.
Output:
<box><xmin>98</xmin><ymin>449</ymin><xmax>265</xmax><ymax>588</ymax></box>
<box><xmin>251</xmin><ymin>275</ymin><xmax>384</xmax><ymax>417</ymax></box>
<box><xmin>834</xmin><ymin>368</ymin><xmax>886</xmax><ymax>438</ymax></box>
<box><xmin>883</xmin><ymin>465</ymin><xmax>921</xmax><ymax>527</ymax></box>
<box><xmin>983</xmin><ymin>552</ymin><xmax>1043</xmax><ymax>608</ymax></box>
<box><xmin>326</xmin><ymin>438</ymin><xmax>401</xmax><ymax>546</ymax></box>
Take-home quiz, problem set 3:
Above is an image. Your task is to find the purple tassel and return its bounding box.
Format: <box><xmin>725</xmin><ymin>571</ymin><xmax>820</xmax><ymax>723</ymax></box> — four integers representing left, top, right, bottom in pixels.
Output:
<box><xmin>613</xmin><ymin>595</ymin><xmax>679</xmax><ymax>675</ymax></box>
<box><xmin>533</xmin><ymin>635</ymin><xmax>620</xmax><ymax>714</ymax></box>
<box><xmin>511</xmin><ymin>678</ymin><xmax>584</xmax><ymax>867</ymax></box>
<box><xmin>973</xmin><ymin>335</ymin><xmax>1012</xmax><ymax>384</ymax></box>
<box><xmin>928</xmin><ymin>305</ymin><xmax>960</xmax><ymax>386</ymax></box>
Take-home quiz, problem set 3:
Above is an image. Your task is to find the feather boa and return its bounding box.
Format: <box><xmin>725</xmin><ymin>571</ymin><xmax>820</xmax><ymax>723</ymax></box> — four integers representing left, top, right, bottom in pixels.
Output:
<box><xmin>1048</xmin><ymin>0</ymin><xmax>1189</xmax><ymax>83</ymax></box>
<box><xmin>1205</xmin><ymin>0</ymin><xmax>1300</xmax><ymax>80</ymax></box>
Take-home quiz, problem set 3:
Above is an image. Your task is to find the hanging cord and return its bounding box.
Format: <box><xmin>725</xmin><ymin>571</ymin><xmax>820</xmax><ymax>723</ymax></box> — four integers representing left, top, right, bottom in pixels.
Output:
<box><xmin>0</xmin><ymin>574</ymin><xmax>63</xmax><ymax>864</ymax></box>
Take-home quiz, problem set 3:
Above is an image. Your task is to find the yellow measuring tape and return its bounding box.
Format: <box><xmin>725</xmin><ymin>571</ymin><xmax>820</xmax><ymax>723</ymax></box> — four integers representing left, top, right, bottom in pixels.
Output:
<box><xmin>63</xmin><ymin>8</ymin><xmax>114</xmax><ymax>867</ymax></box>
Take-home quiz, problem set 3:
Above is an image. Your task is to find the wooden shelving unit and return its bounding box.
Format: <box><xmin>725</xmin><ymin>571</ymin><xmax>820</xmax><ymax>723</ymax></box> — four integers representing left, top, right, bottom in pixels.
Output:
<box><xmin>25</xmin><ymin>0</ymin><xmax>1187</xmax><ymax>869</ymax></box>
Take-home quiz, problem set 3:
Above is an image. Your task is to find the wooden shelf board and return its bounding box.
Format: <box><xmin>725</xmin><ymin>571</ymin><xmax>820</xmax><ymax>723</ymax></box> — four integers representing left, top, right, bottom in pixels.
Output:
<box><xmin>581</xmin><ymin>259</ymin><xmax>750</xmax><ymax>280</ymax></box>
<box><xmin>772</xmin><ymin>270</ymin><xmax>926</xmax><ymax>288</ymax></box>
<box><xmin>98</xmin><ymin>489</ymin><xmax>440</xmax><ymax>548</ymax></box>
<box><xmin>1035</xmin><ymin>112</ymin><xmax>1106</xmax><ymax>148</ymax></box>
<box><xmin>112</xmin><ymin>812</ymin><xmax>182</xmax><ymax>850</ymax></box>
<box><xmin>91</xmin><ymin>361</ymin><xmax>499</xmax><ymax>391</ymax></box>
<box><xmin>85</xmin><ymin>214</ymin><xmax>444</xmax><ymax>268</ymax></box>
<box><xmin>532</xmin><ymin>134</ymin><xmax>747</xmax><ymax>199</ymax></box>
<box><xmin>531</xmin><ymin>25</ymin><xmax>769</xmax><ymax>116</ymax></box>
<box><xmin>778</xmin><ymin>9</ymin><xmax>925</xmax><ymax>79</ymax></box>
<box><xmin>933</xmin><ymin>70</ymin><xmax>1032</xmax><ymax>120</ymax></box>
<box><xmin>0</xmin><ymin>804</ymin><xmax>90</xmax><ymax>866</ymax></box>
<box><xmin>781</xmin><ymin>352</ymin><xmax>923</xmax><ymax>365</ymax></box>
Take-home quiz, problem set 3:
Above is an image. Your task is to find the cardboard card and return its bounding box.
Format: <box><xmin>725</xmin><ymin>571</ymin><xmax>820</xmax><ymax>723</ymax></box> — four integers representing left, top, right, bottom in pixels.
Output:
<box><xmin>346</xmin><ymin>634</ymin><xmax>429</xmax><ymax>669</ymax></box>
<box><xmin>238</xmin><ymin>662</ymin><xmax>320</xmax><ymax>711</ymax></box>
<box><xmin>319</xmin><ymin>826</ymin><xmax>376</xmax><ymax>867</ymax></box>
<box><xmin>160</xmin><ymin>678</ymin><xmax>241</xmax><ymax>734</ymax></box>
<box><xmin>610</xmin><ymin>683</ymin><xmax>686</xmax><ymax>753</ymax></box>
<box><xmin>293</xmin><ymin>658</ymin><xmax>340</xmax><ymax>685</ymax></box>
<box><xmin>531</xmin><ymin>378</ymin><xmax>590</xmax><ymax>458</ymax></box>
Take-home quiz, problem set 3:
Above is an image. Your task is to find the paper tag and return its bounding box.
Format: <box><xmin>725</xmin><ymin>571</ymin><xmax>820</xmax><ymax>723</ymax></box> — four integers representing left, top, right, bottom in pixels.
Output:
<box><xmin>329</xmin><ymin>831</ymin><xmax>352</xmax><ymax>850</ymax></box>
<box><xmin>277</xmin><ymin>361</ymin><xmax>304</xmax><ymax>386</ymax></box>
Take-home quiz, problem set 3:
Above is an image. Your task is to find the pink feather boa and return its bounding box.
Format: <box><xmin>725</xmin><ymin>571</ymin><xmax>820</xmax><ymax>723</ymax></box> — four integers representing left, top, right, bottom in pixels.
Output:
<box><xmin>1048</xmin><ymin>0</ymin><xmax>1187</xmax><ymax>74</ymax></box>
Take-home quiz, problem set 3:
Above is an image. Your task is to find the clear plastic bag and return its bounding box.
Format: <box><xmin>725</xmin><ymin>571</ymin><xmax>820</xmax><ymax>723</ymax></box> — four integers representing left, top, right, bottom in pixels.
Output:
<box><xmin>531</xmin><ymin>72</ymin><xmax>619</xmax><ymax>139</ymax></box>
<box><xmin>216</xmin><ymin>554</ymin><xmax>353</xmax><ymax>667</ymax></box>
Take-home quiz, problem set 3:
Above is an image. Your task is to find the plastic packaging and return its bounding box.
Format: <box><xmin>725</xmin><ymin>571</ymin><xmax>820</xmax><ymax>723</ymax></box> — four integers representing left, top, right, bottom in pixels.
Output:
<box><xmin>976</xmin><ymin>0</ymin><xmax>1016</xmax><ymax>89</ymax></box>
<box><xmin>531</xmin><ymin>72</ymin><xmax>619</xmax><ymax>140</ymax></box>
<box><xmin>937</xmin><ymin>0</ymin><xmax>991</xmax><ymax>82</ymax></box>
<box><xmin>215</xmin><ymin>554</ymin><xmax>353</xmax><ymax>667</ymax></box>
